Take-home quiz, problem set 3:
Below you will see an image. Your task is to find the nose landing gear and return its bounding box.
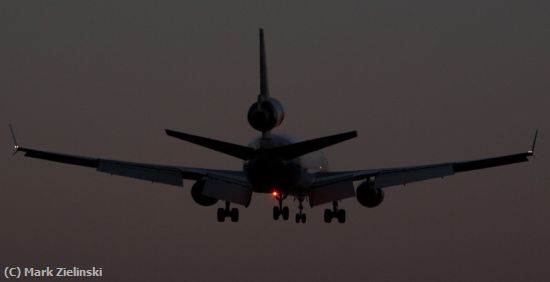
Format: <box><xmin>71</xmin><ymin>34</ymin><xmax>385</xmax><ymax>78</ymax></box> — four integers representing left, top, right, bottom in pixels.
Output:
<box><xmin>217</xmin><ymin>201</ymin><xmax>239</xmax><ymax>222</ymax></box>
<box><xmin>324</xmin><ymin>201</ymin><xmax>346</xmax><ymax>223</ymax></box>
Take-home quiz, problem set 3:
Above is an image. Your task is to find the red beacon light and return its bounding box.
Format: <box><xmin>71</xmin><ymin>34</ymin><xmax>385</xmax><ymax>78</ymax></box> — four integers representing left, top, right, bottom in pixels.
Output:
<box><xmin>272</xmin><ymin>191</ymin><xmax>279</xmax><ymax>198</ymax></box>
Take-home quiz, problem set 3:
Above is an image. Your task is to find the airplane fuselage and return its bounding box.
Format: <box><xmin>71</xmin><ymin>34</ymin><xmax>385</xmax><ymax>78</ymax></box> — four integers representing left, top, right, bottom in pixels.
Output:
<box><xmin>244</xmin><ymin>134</ymin><xmax>327</xmax><ymax>195</ymax></box>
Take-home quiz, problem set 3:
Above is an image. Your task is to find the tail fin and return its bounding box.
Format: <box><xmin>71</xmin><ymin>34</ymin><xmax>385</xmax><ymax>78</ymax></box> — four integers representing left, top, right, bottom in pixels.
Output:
<box><xmin>259</xmin><ymin>28</ymin><xmax>269</xmax><ymax>100</ymax></box>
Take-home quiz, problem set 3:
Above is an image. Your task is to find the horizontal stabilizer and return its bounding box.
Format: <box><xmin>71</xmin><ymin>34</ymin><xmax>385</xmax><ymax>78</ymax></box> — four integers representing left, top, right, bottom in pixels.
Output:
<box><xmin>165</xmin><ymin>129</ymin><xmax>255</xmax><ymax>160</ymax></box>
<box><xmin>166</xmin><ymin>129</ymin><xmax>356</xmax><ymax>161</ymax></box>
<box><xmin>267</xmin><ymin>131</ymin><xmax>357</xmax><ymax>160</ymax></box>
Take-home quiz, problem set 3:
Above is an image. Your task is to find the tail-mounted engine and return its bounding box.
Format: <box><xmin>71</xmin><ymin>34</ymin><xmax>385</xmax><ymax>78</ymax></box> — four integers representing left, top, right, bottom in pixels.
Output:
<box><xmin>356</xmin><ymin>180</ymin><xmax>385</xmax><ymax>208</ymax></box>
<box><xmin>247</xmin><ymin>98</ymin><xmax>284</xmax><ymax>132</ymax></box>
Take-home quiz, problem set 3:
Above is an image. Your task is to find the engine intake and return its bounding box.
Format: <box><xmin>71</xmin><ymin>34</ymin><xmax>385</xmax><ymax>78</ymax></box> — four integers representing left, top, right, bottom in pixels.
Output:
<box><xmin>356</xmin><ymin>181</ymin><xmax>384</xmax><ymax>208</ymax></box>
<box><xmin>191</xmin><ymin>179</ymin><xmax>218</xmax><ymax>206</ymax></box>
<box><xmin>247</xmin><ymin>98</ymin><xmax>284</xmax><ymax>132</ymax></box>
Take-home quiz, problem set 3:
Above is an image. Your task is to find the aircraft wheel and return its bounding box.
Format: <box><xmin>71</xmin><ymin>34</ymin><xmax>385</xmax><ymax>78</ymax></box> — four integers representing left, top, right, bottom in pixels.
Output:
<box><xmin>282</xmin><ymin>206</ymin><xmax>289</xmax><ymax>220</ymax></box>
<box><xmin>217</xmin><ymin>208</ymin><xmax>226</xmax><ymax>222</ymax></box>
<box><xmin>273</xmin><ymin>206</ymin><xmax>280</xmax><ymax>220</ymax></box>
<box><xmin>301</xmin><ymin>213</ymin><xmax>306</xmax><ymax>223</ymax></box>
<box><xmin>337</xmin><ymin>209</ymin><xmax>346</xmax><ymax>223</ymax></box>
<box><xmin>295</xmin><ymin>213</ymin><xmax>300</xmax><ymax>223</ymax></box>
<box><xmin>324</xmin><ymin>209</ymin><xmax>332</xmax><ymax>223</ymax></box>
<box><xmin>230</xmin><ymin>208</ymin><xmax>239</xmax><ymax>222</ymax></box>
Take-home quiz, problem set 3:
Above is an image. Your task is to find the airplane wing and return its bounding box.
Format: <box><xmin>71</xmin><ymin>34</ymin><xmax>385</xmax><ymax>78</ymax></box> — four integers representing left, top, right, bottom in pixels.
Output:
<box><xmin>13</xmin><ymin>146</ymin><xmax>248</xmax><ymax>187</ymax></box>
<box><xmin>312</xmin><ymin>131</ymin><xmax>538</xmax><ymax>191</ymax></box>
<box><xmin>8</xmin><ymin>125</ymin><xmax>248</xmax><ymax>189</ymax></box>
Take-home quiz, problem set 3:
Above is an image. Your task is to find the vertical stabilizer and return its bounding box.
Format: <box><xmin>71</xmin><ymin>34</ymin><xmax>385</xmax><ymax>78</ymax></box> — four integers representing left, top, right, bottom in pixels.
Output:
<box><xmin>249</xmin><ymin>29</ymin><xmax>284</xmax><ymax>140</ymax></box>
<box><xmin>259</xmin><ymin>28</ymin><xmax>269</xmax><ymax>100</ymax></box>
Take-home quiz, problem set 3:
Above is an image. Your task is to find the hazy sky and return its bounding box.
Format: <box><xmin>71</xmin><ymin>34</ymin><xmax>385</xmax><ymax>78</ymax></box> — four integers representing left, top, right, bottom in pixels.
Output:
<box><xmin>1</xmin><ymin>1</ymin><xmax>549</xmax><ymax>281</ymax></box>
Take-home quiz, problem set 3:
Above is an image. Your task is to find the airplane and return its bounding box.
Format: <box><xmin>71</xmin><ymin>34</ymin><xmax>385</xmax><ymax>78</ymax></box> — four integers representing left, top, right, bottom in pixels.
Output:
<box><xmin>9</xmin><ymin>29</ymin><xmax>538</xmax><ymax>224</ymax></box>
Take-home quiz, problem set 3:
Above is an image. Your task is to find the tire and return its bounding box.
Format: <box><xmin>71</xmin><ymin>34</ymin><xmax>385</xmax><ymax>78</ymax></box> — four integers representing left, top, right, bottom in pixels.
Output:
<box><xmin>324</xmin><ymin>209</ymin><xmax>332</xmax><ymax>223</ymax></box>
<box><xmin>217</xmin><ymin>208</ymin><xmax>225</xmax><ymax>222</ymax></box>
<box><xmin>295</xmin><ymin>213</ymin><xmax>300</xmax><ymax>223</ymax></box>
<box><xmin>273</xmin><ymin>206</ymin><xmax>280</xmax><ymax>220</ymax></box>
<box><xmin>282</xmin><ymin>206</ymin><xmax>289</xmax><ymax>220</ymax></box>
<box><xmin>301</xmin><ymin>213</ymin><xmax>306</xmax><ymax>223</ymax></box>
<box><xmin>230</xmin><ymin>208</ymin><xmax>239</xmax><ymax>222</ymax></box>
<box><xmin>337</xmin><ymin>209</ymin><xmax>346</xmax><ymax>223</ymax></box>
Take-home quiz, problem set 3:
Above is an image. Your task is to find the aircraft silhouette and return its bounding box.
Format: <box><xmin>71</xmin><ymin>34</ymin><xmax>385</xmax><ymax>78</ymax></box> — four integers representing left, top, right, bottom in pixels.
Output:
<box><xmin>10</xmin><ymin>29</ymin><xmax>538</xmax><ymax>223</ymax></box>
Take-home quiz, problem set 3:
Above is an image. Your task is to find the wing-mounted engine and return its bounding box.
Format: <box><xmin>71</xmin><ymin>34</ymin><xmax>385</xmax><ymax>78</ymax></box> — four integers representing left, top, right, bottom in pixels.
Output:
<box><xmin>191</xmin><ymin>178</ymin><xmax>252</xmax><ymax>207</ymax></box>
<box><xmin>356</xmin><ymin>180</ymin><xmax>385</xmax><ymax>208</ymax></box>
<box><xmin>191</xmin><ymin>179</ymin><xmax>219</xmax><ymax>206</ymax></box>
<box><xmin>247</xmin><ymin>98</ymin><xmax>285</xmax><ymax>132</ymax></box>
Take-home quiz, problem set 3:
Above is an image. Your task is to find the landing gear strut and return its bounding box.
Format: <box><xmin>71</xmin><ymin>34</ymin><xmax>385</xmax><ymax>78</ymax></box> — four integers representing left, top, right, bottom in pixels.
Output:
<box><xmin>273</xmin><ymin>196</ymin><xmax>289</xmax><ymax>220</ymax></box>
<box><xmin>217</xmin><ymin>201</ymin><xmax>239</xmax><ymax>222</ymax></box>
<box><xmin>295</xmin><ymin>198</ymin><xmax>306</xmax><ymax>224</ymax></box>
<box><xmin>324</xmin><ymin>201</ymin><xmax>345</xmax><ymax>223</ymax></box>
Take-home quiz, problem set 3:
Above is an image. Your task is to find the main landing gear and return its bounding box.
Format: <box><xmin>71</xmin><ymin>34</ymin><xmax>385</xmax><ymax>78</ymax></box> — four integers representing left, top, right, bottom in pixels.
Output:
<box><xmin>273</xmin><ymin>196</ymin><xmax>289</xmax><ymax>221</ymax></box>
<box><xmin>324</xmin><ymin>201</ymin><xmax>346</xmax><ymax>223</ymax></box>
<box><xmin>295</xmin><ymin>198</ymin><xmax>306</xmax><ymax>224</ymax></box>
<box><xmin>272</xmin><ymin>194</ymin><xmax>306</xmax><ymax>224</ymax></box>
<box><xmin>217</xmin><ymin>201</ymin><xmax>239</xmax><ymax>222</ymax></box>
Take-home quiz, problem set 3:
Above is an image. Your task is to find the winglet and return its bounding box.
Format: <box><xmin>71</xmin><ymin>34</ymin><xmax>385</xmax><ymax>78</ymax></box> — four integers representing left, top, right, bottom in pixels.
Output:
<box><xmin>9</xmin><ymin>124</ymin><xmax>20</xmax><ymax>155</ymax></box>
<box><xmin>528</xmin><ymin>129</ymin><xmax>538</xmax><ymax>155</ymax></box>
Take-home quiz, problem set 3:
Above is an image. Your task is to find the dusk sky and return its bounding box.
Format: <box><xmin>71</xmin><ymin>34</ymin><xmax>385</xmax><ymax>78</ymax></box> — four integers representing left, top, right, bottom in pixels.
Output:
<box><xmin>1</xmin><ymin>1</ymin><xmax>549</xmax><ymax>281</ymax></box>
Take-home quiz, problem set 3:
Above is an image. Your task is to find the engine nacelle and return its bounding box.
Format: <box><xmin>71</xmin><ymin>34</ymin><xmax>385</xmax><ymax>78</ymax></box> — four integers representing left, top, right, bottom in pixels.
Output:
<box><xmin>247</xmin><ymin>98</ymin><xmax>284</xmax><ymax>132</ymax></box>
<box><xmin>191</xmin><ymin>179</ymin><xmax>218</xmax><ymax>206</ymax></box>
<box><xmin>356</xmin><ymin>181</ymin><xmax>384</xmax><ymax>208</ymax></box>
